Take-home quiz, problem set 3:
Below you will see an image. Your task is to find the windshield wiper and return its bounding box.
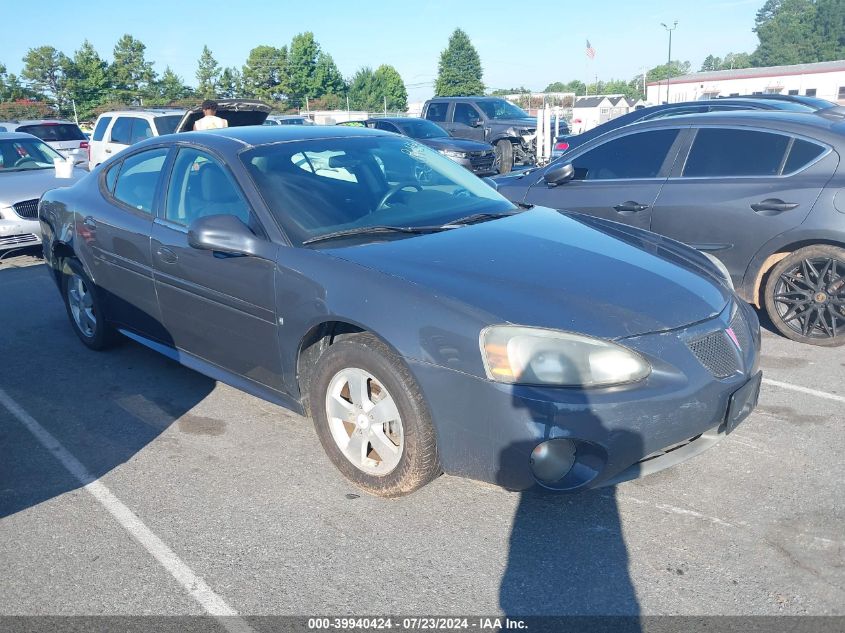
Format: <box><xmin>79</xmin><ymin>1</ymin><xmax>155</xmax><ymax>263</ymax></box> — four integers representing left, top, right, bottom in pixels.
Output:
<box><xmin>442</xmin><ymin>210</ymin><xmax>525</xmax><ymax>227</ymax></box>
<box><xmin>302</xmin><ymin>225</ymin><xmax>449</xmax><ymax>245</ymax></box>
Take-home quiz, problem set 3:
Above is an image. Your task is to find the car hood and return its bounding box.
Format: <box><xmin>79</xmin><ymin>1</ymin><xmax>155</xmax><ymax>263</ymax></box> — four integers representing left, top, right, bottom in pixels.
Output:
<box><xmin>325</xmin><ymin>207</ymin><xmax>730</xmax><ymax>339</ymax></box>
<box><xmin>489</xmin><ymin>117</ymin><xmax>537</xmax><ymax>129</ymax></box>
<box><xmin>0</xmin><ymin>168</ymin><xmax>85</xmax><ymax>207</ymax></box>
<box><xmin>175</xmin><ymin>99</ymin><xmax>272</xmax><ymax>132</ymax></box>
<box><xmin>418</xmin><ymin>137</ymin><xmax>494</xmax><ymax>152</ymax></box>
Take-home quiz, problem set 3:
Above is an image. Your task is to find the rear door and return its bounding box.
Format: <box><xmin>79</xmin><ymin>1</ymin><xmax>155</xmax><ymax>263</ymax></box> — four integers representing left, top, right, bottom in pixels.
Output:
<box><xmin>104</xmin><ymin>116</ymin><xmax>136</xmax><ymax>159</ymax></box>
<box><xmin>150</xmin><ymin>146</ymin><xmax>283</xmax><ymax>390</ymax></box>
<box><xmin>650</xmin><ymin>126</ymin><xmax>835</xmax><ymax>282</ymax></box>
<box><xmin>523</xmin><ymin>127</ymin><xmax>685</xmax><ymax>230</ymax></box>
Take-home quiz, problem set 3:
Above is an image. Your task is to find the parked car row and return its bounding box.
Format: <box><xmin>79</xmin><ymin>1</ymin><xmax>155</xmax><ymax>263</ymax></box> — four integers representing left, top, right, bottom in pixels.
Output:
<box><xmin>0</xmin><ymin>119</ymin><xmax>89</xmax><ymax>165</ymax></box>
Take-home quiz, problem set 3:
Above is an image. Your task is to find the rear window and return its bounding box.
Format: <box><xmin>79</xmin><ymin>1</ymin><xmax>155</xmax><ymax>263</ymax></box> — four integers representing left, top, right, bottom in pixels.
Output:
<box><xmin>783</xmin><ymin>139</ymin><xmax>826</xmax><ymax>173</ymax></box>
<box><xmin>17</xmin><ymin>123</ymin><xmax>86</xmax><ymax>142</ymax></box>
<box><xmin>154</xmin><ymin>115</ymin><xmax>181</xmax><ymax>136</ymax></box>
<box><xmin>92</xmin><ymin>116</ymin><xmax>112</xmax><ymax>141</ymax></box>
<box><xmin>683</xmin><ymin>128</ymin><xmax>791</xmax><ymax>177</ymax></box>
<box><xmin>425</xmin><ymin>102</ymin><xmax>448</xmax><ymax>122</ymax></box>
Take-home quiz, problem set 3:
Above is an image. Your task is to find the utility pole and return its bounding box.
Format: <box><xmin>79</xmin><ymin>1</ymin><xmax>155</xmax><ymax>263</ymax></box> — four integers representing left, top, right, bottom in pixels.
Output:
<box><xmin>661</xmin><ymin>21</ymin><xmax>678</xmax><ymax>103</ymax></box>
<box><xmin>384</xmin><ymin>95</ymin><xmax>388</xmax><ymax>115</ymax></box>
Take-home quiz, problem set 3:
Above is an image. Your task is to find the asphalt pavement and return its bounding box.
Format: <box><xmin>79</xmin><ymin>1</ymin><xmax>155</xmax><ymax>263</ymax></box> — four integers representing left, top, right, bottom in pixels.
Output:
<box><xmin>0</xmin><ymin>250</ymin><xmax>842</xmax><ymax>620</ymax></box>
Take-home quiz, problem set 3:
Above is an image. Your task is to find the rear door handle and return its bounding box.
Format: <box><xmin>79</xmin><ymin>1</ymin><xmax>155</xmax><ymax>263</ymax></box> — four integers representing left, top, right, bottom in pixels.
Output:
<box><xmin>156</xmin><ymin>247</ymin><xmax>178</xmax><ymax>264</ymax></box>
<box><xmin>104</xmin><ymin>148</ymin><xmax>112</xmax><ymax>154</ymax></box>
<box><xmin>82</xmin><ymin>216</ymin><xmax>96</xmax><ymax>229</ymax></box>
<box><xmin>613</xmin><ymin>201</ymin><xmax>650</xmax><ymax>214</ymax></box>
<box><xmin>751</xmin><ymin>199</ymin><xmax>799</xmax><ymax>214</ymax></box>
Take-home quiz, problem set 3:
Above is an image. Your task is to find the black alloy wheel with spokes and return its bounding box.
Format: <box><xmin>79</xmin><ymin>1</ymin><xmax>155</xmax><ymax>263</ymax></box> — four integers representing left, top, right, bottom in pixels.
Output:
<box><xmin>764</xmin><ymin>245</ymin><xmax>845</xmax><ymax>346</ymax></box>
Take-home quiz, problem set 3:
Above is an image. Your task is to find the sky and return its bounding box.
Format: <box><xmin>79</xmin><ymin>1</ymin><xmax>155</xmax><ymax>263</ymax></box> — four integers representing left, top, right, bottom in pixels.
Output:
<box><xmin>2</xmin><ymin>0</ymin><xmax>763</xmax><ymax>104</ymax></box>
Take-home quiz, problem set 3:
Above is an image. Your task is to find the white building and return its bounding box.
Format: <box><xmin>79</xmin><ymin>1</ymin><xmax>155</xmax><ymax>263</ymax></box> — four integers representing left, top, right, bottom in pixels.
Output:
<box><xmin>647</xmin><ymin>59</ymin><xmax>845</xmax><ymax>104</ymax></box>
<box><xmin>570</xmin><ymin>95</ymin><xmax>644</xmax><ymax>134</ymax></box>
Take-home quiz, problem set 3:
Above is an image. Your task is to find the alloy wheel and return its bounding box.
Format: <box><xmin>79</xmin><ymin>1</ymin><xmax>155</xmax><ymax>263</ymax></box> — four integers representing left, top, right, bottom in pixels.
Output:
<box><xmin>324</xmin><ymin>368</ymin><xmax>404</xmax><ymax>476</ymax></box>
<box><xmin>772</xmin><ymin>256</ymin><xmax>845</xmax><ymax>339</ymax></box>
<box><xmin>67</xmin><ymin>273</ymin><xmax>97</xmax><ymax>338</ymax></box>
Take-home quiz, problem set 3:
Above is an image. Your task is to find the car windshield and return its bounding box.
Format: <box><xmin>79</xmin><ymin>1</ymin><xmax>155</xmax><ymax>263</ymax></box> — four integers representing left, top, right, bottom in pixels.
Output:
<box><xmin>0</xmin><ymin>138</ymin><xmax>64</xmax><ymax>171</ymax></box>
<box><xmin>475</xmin><ymin>99</ymin><xmax>530</xmax><ymax>120</ymax></box>
<box><xmin>16</xmin><ymin>123</ymin><xmax>86</xmax><ymax>141</ymax></box>
<box><xmin>154</xmin><ymin>115</ymin><xmax>182</xmax><ymax>135</ymax></box>
<box><xmin>395</xmin><ymin>119</ymin><xmax>449</xmax><ymax>139</ymax></box>
<box><xmin>242</xmin><ymin>135</ymin><xmax>515</xmax><ymax>246</ymax></box>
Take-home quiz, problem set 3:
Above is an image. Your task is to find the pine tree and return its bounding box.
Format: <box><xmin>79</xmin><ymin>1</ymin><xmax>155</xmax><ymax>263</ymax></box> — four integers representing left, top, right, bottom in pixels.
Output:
<box><xmin>196</xmin><ymin>45</ymin><xmax>221</xmax><ymax>99</ymax></box>
<box><xmin>435</xmin><ymin>29</ymin><xmax>484</xmax><ymax>97</ymax></box>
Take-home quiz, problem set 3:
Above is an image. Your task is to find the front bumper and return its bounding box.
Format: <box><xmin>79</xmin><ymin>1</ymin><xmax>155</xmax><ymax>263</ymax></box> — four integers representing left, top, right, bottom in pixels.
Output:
<box><xmin>0</xmin><ymin>216</ymin><xmax>41</xmax><ymax>251</ymax></box>
<box><xmin>407</xmin><ymin>301</ymin><xmax>761</xmax><ymax>491</ymax></box>
<box><xmin>452</xmin><ymin>155</ymin><xmax>498</xmax><ymax>177</ymax></box>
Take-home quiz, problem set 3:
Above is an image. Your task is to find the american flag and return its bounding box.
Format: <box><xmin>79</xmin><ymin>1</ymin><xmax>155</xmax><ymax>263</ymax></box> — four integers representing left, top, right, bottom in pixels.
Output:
<box><xmin>586</xmin><ymin>40</ymin><xmax>596</xmax><ymax>60</ymax></box>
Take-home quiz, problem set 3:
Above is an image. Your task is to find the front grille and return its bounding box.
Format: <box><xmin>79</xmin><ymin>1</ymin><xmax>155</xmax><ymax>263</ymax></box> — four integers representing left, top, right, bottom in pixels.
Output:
<box><xmin>0</xmin><ymin>233</ymin><xmax>39</xmax><ymax>247</ymax></box>
<box><xmin>470</xmin><ymin>152</ymin><xmax>495</xmax><ymax>172</ymax></box>
<box><xmin>12</xmin><ymin>199</ymin><xmax>39</xmax><ymax>219</ymax></box>
<box><xmin>687</xmin><ymin>330</ymin><xmax>740</xmax><ymax>378</ymax></box>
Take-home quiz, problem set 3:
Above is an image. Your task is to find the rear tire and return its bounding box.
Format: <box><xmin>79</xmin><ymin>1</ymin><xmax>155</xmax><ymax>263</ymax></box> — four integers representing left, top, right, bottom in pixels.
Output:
<box><xmin>495</xmin><ymin>140</ymin><xmax>514</xmax><ymax>174</ymax></box>
<box><xmin>764</xmin><ymin>245</ymin><xmax>845</xmax><ymax>347</ymax></box>
<box><xmin>309</xmin><ymin>333</ymin><xmax>440</xmax><ymax>497</ymax></box>
<box><xmin>62</xmin><ymin>259</ymin><xmax>118</xmax><ymax>350</ymax></box>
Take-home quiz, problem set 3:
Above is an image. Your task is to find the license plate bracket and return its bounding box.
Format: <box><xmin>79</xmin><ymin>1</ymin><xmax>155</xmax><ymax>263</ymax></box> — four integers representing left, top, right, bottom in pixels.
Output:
<box><xmin>726</xmin><ymin>371</ymin><xmax>762</xmax><ymax>434</ymax></box>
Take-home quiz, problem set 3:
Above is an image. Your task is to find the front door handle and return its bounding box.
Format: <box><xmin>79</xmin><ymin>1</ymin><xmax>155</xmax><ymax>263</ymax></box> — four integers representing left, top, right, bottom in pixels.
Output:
<box><xmin>104</xmin><ymin>148</ymin><xmax>112</xmax><ymax>154</ymax></box>
<box><xmin>156</xmin><ymin>247</ymin><xmax>178</xmax><ymax>264</ymax></box>
<box><xmin>613</xmin><ymin>201</ymin><xmax>650</xmax><ymax>214</ymax></box>
<box><xmin>751</xmin><ymin>199</ymin><xmax>799</xmax><ymax>214</ymax></box>
<box><xmin>82</xmin><ymin>216</ymin><xmax>97</xmax><ymax>229</ymax></box>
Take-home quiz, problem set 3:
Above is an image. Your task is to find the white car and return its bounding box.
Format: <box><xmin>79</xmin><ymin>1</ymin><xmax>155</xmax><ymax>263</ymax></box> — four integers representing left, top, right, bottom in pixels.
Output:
<box><xmin>0</xmin><ymin>119</ymin><xmax>89</xmax><ymax>166</ymax></box>
<box><xmin>0</xmin><ymin>132</ymin><xmax>84</xmax><ymax>252</ymax></box>
<box><xmin>88</xmin><ymin>100</ymin><xmax>272</xmax><ymax>170</ymax></box>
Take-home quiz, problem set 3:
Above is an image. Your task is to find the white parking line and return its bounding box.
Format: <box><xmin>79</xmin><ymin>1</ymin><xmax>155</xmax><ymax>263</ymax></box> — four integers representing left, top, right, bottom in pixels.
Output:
<box><xmin>0</xmin><ymin>387</ymin><xmax>255</xmax><ymax>633</ymax></box>
<box><xmin>762</xmin><ymin>378</ymin><xmax>845</xmax><ymax>404</ymax></box>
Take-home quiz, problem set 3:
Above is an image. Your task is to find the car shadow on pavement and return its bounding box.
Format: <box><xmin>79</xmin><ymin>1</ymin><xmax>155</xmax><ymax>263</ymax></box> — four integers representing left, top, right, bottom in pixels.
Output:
<box><xmin>0</xmin><ymin>264</ymin><xmax>215</xmax><ymax>519</ymax></box>
<box><xmin>497</xmin><ymin>390</ymin><xmax>642</xmax><ymax>629</ymax></box>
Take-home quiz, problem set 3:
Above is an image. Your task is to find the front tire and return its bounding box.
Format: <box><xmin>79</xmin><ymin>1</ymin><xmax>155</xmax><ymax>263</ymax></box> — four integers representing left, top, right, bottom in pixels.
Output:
<box><xmin>309</xmin><ymin>333</ymin><xmax>440</xmax><ymax>497</ymax></box>
<box><xmin>62</xmin><ymin>259</ymin><xmax>117</xmax><ymax>350</ymax></box>
<box><xmin>764</xmin><ymin>245</ymin><xmax>845</xmax><ymax>346</ymax></box>
<box><xmin>495</xmin><ymin>140</ymin><xmax>514</xmax><ymax>174</ymax></box>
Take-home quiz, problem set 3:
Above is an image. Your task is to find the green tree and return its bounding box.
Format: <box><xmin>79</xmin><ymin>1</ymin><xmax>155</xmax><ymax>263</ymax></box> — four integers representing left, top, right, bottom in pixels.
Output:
<box><xmin>217</xmin><ymin>67</ymin><xmax>241</xmax><ymax>98</ymax></box>
<box><xmin>721</xmin><ymin>52</ymin><xmax>753</xmax><ymax>69</ymax></box>
<box><xmin>196</xmin><ymin>45</ymin><xmax>220</xmax><ymax>99</ymax></box>
<box><xmin>347</xmin><ymin>67</ymin><xmax>378</xmax><ymax>110</ymax></box>
<box><xmin>490</xmin><ymin>86</ymin><xmax>530</xmax><ymax>95</ymax></box>
<box><xmin>242</xmin><ymin>45</ymin><xmax>287</xmax><ymax>102</ymax></box>
<box><xmin>752</xmin><ymin>0</ymin><xmax>818</xmax><ymax>66</ymax></box>
<box><xmin>314</xmin><ymin>52</ymin><xmax>346</xmax><ymax>98</ymax></box>
<box><xmin>814</xmin><ymin>0</ymin><xmax>845</xmax><ymax>60</ymax></box>
<box><xmin>148</xmin><ymin>67</ymin><xmax>193</xmax><ymax>105</ymax></box>
<box><xmin>700</xmin><ymin>54</ymin><xmax>723</xmax><ymax>71</ymax></box>
<box><xmin>646</xmin><ymin>60</ymin><xmax>691</xmax><ymax>82</ymax></box>
<box><xmin>373</xmin><ymin>64</ymin><xmax>407</xmax><ymax>111</ymax></box>
<box><xmin>544</xmin><ymin>80</ymin><xmax>586</xmax><ymax>94</ymax></box>
<box><xmin>435</xmin><ymin>28</ymin><xmax>484</xmax><ymax>96</ymax></box>
<box><xmin>287</xmin><ymin>32</ymin><xmax>320</xmax><ymax>107</ymax></box>
<box><xmin>22</xmin><ymin>46</ymin><xmax>70</xmax><ymax>113</ymax></box>
<box><xmin>0</xmin><ymin>63</ymin><xmax>36</xmax><ymax>101</ymax></box>
<box><xmin>111</xmin><ymin>35</ymin><xmax>155</xmax><ymax>104</ymax></box>
<box><xmin>64</xmin><ymin>41</ymin><xmax>110</xmax><ymax>120</ymax></box>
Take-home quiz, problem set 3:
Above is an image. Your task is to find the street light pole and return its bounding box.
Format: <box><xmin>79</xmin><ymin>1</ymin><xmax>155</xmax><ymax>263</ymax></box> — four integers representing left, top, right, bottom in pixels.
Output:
<box><xmin>661</xmin><ymin>21</ymin><xmax>678</xmax><ymax>103</ymax></box>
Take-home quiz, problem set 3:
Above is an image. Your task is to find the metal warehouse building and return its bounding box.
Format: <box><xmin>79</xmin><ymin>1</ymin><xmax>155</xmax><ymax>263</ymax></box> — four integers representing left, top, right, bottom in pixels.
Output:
<box><xmin>646</xmin><ymin>59</ymin><xmax>845</xmax><ymax>104</ymax></box>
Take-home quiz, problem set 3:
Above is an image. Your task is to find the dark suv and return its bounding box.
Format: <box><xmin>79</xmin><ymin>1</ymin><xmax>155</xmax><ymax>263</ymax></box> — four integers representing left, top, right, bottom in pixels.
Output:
<box><xmin>422</xmin><ymin>97</ymin><xmax>561</xmax><ymax>173</ymax></box>
<box><xmin>494</xmin><ymin>110</ymin><xmax>845</xmax><ymax>346</ymax></box>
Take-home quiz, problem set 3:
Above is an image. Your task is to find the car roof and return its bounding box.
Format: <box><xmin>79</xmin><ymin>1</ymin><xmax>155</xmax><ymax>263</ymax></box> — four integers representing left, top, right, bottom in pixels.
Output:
<box><xmin>0</xmin><ymin>131</ymin><xmax>44</xmax><ymax>141</ymax></box>
<box><xmin>630</xmin><ymin>109</ymin><xmax>845</xmax><ymax>136</ymax></box>
<box><xmin>97</xmin><ymin>109</ymin><xmax>185</xmax><ymax>118</ymax></box>
<box><xmin>0</xmin><ymin>119</ymin><xmax>78</xmax><ymax>126</ymax></box>
<box><xmin>427</xmin><ymin>96</ymin><xmax>501</xmax><ymax>102</ymax></box>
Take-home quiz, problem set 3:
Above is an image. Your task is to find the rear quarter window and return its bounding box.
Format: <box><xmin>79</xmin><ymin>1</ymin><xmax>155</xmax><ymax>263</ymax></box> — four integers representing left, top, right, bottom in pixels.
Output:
<box><xmin>783</xmin><ymin>139</ymin><xmax>826</xmax><ymax>174</ymax></box>
<box><xmin>92</xmin><ymin>116</ymin><xmax>112</xmax><ymax>141</ymax></box>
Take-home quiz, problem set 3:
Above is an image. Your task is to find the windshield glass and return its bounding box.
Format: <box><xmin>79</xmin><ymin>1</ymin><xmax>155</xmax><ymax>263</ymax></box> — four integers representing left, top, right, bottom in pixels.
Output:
<box><xmin>396</xmin><ymin>119</ymin><xmax>449</xmax><ymax>139</ymax></box>
<box><xmin>475</xmin><ymin>99</ymin><xmax>530</xmax><ymax>120</ymax></box>
<box><xmin>242</xmin><ymin>135</ymin><xmax>515</xmax><ymax>246</ymax></box>
<box><xmin>17</xmin><ymin>123</ymin><xmax>86</xmax><ymax>142</ymax></box>
<box><xmin>154</xmin><ymin>115</ymin><xmax>182</xmax><ymax>135</ymax></box>
<box><xmin>0</xmin><ymin>138</ymin><xmax>64</xmax><ymax>171</ymax></box>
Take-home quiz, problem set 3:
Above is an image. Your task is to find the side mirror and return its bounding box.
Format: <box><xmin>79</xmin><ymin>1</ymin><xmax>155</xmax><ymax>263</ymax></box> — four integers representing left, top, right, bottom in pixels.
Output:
<box><xmin>481</xmin><ymin>176</ymin><xmax>498</xmax><ymax>190</ymax></box>
<box><xmin>187</xmin><ymin>214</ymin><xmax>271</xmax><ymax>258</ymax></box>
<box><xmin>544</xmin><ymin>163</ymin><xmax>575</xmax><ymax>187</ymax></box>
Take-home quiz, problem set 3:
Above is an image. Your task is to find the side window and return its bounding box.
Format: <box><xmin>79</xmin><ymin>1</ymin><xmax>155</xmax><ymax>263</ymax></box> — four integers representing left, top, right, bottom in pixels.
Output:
<box><xmin>92</xmin><ymin>116</ymin><xmax>112</xmax><ymax>141</ymax></box>
<box><xmin>112</xmin><ymin>148</ymin><xmax>168</xmax><ymax>213</ymax></box>
<box><xmin>110</xmin><ymin>117</ymin><xmax>133</xmax><ymax>144</ymax></box>
<box><xmin>425</xmin><ymin>103</ymin><xmax>448</xmax><ymax>122</ymax></box>
<box><xmin>783</xmin><ymin>139</ymin><xmax>826</xmax><ymax>174</ymax></box>
<box><xmin>453</xmin><ymin>103</ymin><xmax>480</xmax><ymax>126</ymax></box>
<box><xmin>683</xmin><ymin>128</ymin><xmax>790</xmax><ymax>177</ymax></box>
<box><xmin>165</xmin><ymin>148</ymin><xmax>253</xmax><ymax>227</ymax></box>
<box><xmin>374</xmin><ymin>121</ymin><xmax>399</xmax><ymax>133</ymax></box>
<box><xmin>130</xmin><ymin>119</ymin><xmax>153</xmax><ymax>144</ymax></box>
<box><xmin>571</xmin><ymin>129</ymin><xmax>679</xmax><ymax>180</ymax></box>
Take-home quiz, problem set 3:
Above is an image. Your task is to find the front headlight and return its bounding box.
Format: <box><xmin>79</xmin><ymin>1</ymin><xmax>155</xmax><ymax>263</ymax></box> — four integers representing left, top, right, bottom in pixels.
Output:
<box><xmin>438</xmin><ymin>149</ymin><xmax>468</xmax><ymax>159</ymax></box>
<box><xmin>480</xmin><ymin>326</ymin><xmax>651</xmax><ymax>387</ymax></box>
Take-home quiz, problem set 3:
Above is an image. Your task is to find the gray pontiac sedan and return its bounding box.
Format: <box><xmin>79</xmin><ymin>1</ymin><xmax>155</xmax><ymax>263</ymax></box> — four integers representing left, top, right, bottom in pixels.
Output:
<box><xmin>39</xmin><ymin>125</ymin><xmax>761</xmax><ymax>496</ymax></box>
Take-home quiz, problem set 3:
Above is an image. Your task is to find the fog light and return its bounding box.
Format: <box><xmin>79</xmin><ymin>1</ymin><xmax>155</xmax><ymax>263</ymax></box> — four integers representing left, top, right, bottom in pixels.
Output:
<box><xmin>530</xmin><ymin>439</ymin><xmax>576</xmax><ymax>484</ymax></box>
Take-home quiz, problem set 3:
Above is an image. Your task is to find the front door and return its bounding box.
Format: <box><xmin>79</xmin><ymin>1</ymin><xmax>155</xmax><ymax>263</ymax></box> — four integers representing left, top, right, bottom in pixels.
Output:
<box><xmin>151</xmin><ymin>146</ymin><xmax>284</xmax><ymax>391</ymax></box>
<box><xmin>450</xmin><ymin>103</ymin><xmax>486</xmax><ymax>142</ymax></box>
<box><xmin>523</xmin><ymin>127</ymin><xmax>684</xmax><ymax>231</ymax></box>
<box><xmin>651</xmin><ymin>126</ymin><xmax>835</xmax><ymax>283</ymax></box>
